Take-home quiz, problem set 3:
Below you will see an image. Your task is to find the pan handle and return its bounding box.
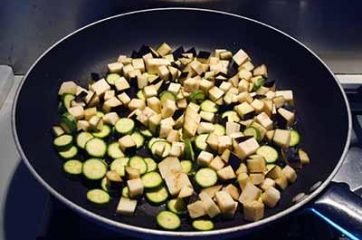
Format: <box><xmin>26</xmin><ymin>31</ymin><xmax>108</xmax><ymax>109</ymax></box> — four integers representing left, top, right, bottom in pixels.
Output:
<box><xmin>308</xmin><ymin>182</ymin><xmax>362</xmax><ymax>240</ymax></box>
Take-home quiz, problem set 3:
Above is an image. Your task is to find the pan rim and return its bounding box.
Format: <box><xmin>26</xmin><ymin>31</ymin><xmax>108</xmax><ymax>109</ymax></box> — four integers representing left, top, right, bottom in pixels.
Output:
<box><xmin>11</xmin><ymin>7</ymin><xmax>352</xmax><ymax>237</ymax></box>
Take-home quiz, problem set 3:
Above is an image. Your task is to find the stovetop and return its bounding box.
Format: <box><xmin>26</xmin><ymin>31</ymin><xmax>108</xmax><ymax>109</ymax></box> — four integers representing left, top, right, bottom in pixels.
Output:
<box><xmin>0</xmin><ymin>68</ymin><xmax>361</xmax><ymax>240</ymax></box>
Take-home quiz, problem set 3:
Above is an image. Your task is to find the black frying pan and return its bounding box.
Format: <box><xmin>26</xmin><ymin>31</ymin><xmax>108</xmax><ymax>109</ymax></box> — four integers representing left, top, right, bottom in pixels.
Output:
<box><xmin>12</xmin><ymin>8</ymin><xmax>362</xmax><ymax>239</ymax></box>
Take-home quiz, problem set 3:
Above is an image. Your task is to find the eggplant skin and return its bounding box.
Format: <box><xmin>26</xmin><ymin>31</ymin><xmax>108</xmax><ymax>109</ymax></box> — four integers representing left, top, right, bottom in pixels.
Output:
<box><xmin>281</xmin><ymin>147</ymin><xmax>302</xmax><ymax>169</ymax></box>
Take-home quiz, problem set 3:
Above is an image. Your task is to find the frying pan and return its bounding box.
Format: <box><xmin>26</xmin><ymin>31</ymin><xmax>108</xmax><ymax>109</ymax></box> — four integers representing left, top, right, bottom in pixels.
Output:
<box><xmin>12</xmin><ymin>8</ymin><xmax>362</xmax><ymax>239</ymax></box>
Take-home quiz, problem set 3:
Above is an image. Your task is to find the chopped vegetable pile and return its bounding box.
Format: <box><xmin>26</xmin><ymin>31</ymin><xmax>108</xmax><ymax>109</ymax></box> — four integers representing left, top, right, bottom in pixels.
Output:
<box><xmin>53</xmin><ymin>43</ymin><xmax>310</xmax><ymax>231</ymax></box>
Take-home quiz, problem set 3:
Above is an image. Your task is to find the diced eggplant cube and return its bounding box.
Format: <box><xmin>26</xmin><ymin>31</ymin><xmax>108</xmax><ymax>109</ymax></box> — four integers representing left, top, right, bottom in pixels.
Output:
<box><xmin>199</xmin><ymin>192</ymin><xmax>221</xmax><ymax>218</ymax></box>
<box><xmin>226</xmin><ymin>122</ymin><xmax>241</xmax><ymax>136</ymax></box>
<box><xmin>168</xmin><ymin>82</ymin><xmax>181</xmax><ymax>94</ymax></box>
<box><xmin>217</xmin><ymin>166</ymin><xmax>236</xmax><ymax>181</ymax></box>
<box><xmin>103</xmin><ymin>97</ymin><xmax>122</xmax><ymax>112</ymax></box>
<box><xmin>127</xmin><ymin>178</ymin><xmax>144</xmax><ymax>198</ymax></box>
<box><xmin>68</xmin><ymin>105</ymin><xmax>84</xmax><ymax>120</ymax></box>
<box><xmin>169</xmin><ymin>143</ymin><xmax>182</xmax><ymax>157</ymax></box>
<box><xmin>234</xmin><ymin>138</ymin><xmax>260</xmax><ymax>160</ymax></box>
<box><xmin>115</xmin><ymin>77</ymin><xmax>130</xmax><ymax>92</ymax></box>
<box><xmin>148</xmin><ymin>114</ymin><xmax>162</xmax><ymax>134</ymax></box>
<box><xmin>256</xmin><ymin>112</ymin><xmax>273</xmax><ymax>130</ymax></box>
<box><xmin>247</xmin><ymin>157</ymin><xmax>266</xmax><ymax>173</ymax></box>
<box><xmin>158</xmin><ymin>65</ymin><xmax>170</xmax><ymax>80</ymax></box>
<box><xmin>299</xmin><ymin>149</ymin><xmax>310</xmax><ymax>165</ymax></box>
<box><xmin>119</xmin><ymin>135</ymin><xmax>137</xmax><ymax>152</ymax></box>
<box><xmin>84</xmin><ymin>107</ymin><xmax>97</xmax><ymax>120</ymax></box>
<box><xmin>273</xmin><ymin>129</ymin><xmax>291</xmax><ymax>148</ymax></box>
<box><xmin>158</xmin><ymin>157</ymin><xmax>182</xmax><ymax>178</ymax></box>
<box><xmin>249</xmin><ymin>173</ymin><xmax>265</xmax><ymax>185</ymax></box>
<box><xmin>223</xmin><ymin>184</ymin><xmax>240</xmax><ymax>201</ymax></box>
<box><xmin>238</xmin><ymin>182</ymin><xmax>262</xmax><ymax>204</ymax></box>
<box><xmin>235</xmin><ymin>102</ymin><xmax>255</xmax><ymax>120</ymax></box>
<box><xmin>201</xmin><ymin>185</ymin><xmax>222</xmax><ymax>198</ymax></box>
<box><xmin>208</xmin><ymin>86</ymin><xmax>224</xmax><ymax>101</ymax></box>
<box><xmin>178</xmin><ymin>185</ymin><xmax>194</xmax><ymax>198</ymax></box>
<box><xmin>218</xmin><ymin>135</ymin><xmax>232</xmax><ymax>154</ymax></box>
<box><xmin>243</xmin><ymin>200</ymin><xmax>264</xmax><ymax>221</ymax></box>
<box><xmin>260</xmin><ymin>178</ymin><xmax>276</xmax><ymax>191</ymax></box>
<box><xmin>108</xmin><ymin>62</ymin><xmax>124</xmax><ymax>73</ymax></box>
<box><xmin>253</xmin><ymin>64</ymin><xmax>268</xmax><ymax>77</ymax></box>
<box><xmin>197</xmin><ymin>122</ymin><xmax>215</xmax><ymax>134</ymax></box>
<box><xmin>143</xmin><ymin>85</ymin><xmax>157</xmax><ymax>98</ymax></box>
<box><xmin>261</xmin><ymin>186</ymin><xmax>280</xmax><ymax>208</ymax></box>
<box><xmin>91</xmin><ymin>79</ymin><xmax>110</xmax><ymax>96</ymax></box>
<box><xmin>221</xmin><ymin>149</ymin><xmax>231</xmax><ymax>163</ymax></box>
<box><xmin>275</xmin><ymin>173</ymin><xmax>288</xmax><ymax>190</ymax></box>
<box><xmin>128</xmin><ymin>99</ymin><xmax>145</xmax><ymax>111</ymax></box>
<box><xmin>58</xmin><ymin>81</ymin><xmax>78</xmax><ymax>95</ymax></box>
<box><xmin>215</xmin><ymin>191</ymin><xmax>235</xmax><ymax>213</ymax></box>
<box><xmin>102</xmin><ymin>112</ymin><xmax>119</xmax><ymax>126</ymax></box>
<box><xmin>209</xmin><ymin>156</ymin><xmax>225</xmax><ymax>171</ymax></box>
<box><xmin>236</xmin><ymin>163</ymin><xmax>248</xmax><ymax>175</ymax></box>
<box><xmin>161</xmin><ymin>99</ymin><xmax>177</xmax><ymax>118</ymax></box>
<box><xmin>132</xmin><ymin>58</ymin><xmax>145</xmax><ymax>72</ymax></box>
<box><xmin>117</xmin><ymin>92</ymin><xmax>131</xmax><ymax>105</ymax></box>
<box><xmin>177</xmin><ymin>98</ymin><xmax>188</xmax><ymax>109</ymax></box>
<box><xmin>104</xmin><ymin>90</ymin><xmax>115</xmax><ymax>101</ymax></box>
<box><xmin>116</xmin><ymin>197</ymin><xmax>137</xmax><ymax>216</ymax></box>
<box><xmin>266</xmin><ymin>165</ymin><xmax>283</xmax><ymax>179</ymax></box>
<box><xmin>237</xmin><ymin>172</ymin><xmax>250</xmax><ymax>190</ymax></box>
<box><xmin>77</xmin><ymin>120</ymin><xmax>90</xmax><ymax>132</ymax></box>
<box><xmin>187</xmin><ymin>200</ymin><xmax>207</xmax><ymax>219</ymax></box>
<box><xmin>157</xmin><ymin>42</ymin><xmax>172</xmax><ymax>56</ymax></box>
<box><xmin>199</xmin><ymin>79</ymin><xmax>214</xmax><ymax>92</ymax></box>
<box><xmin>197</xmin><ymin>151</ymin><xmax>214</xmax><ymax>166</ymax></box>
<box><xmin>277</xmin><ymin>108</ymin><xmax>295</xmax><ymax>127</ymax></box>
<box><xmin>275</xmin><ymin>90</ymin><xmax>294</xmax><ymax>104</ymax></box>
<box><xmin>233</xmin><ymin>49</ymin><xmax>249</xmax><ymax>66</ymax></box>
<box><xmin>145</xmin><ymin>58</ymin><xmax>171</xmax><ymax>74</ymax></box>
<box><xmin>250</xmin><ymin>99</ymin><xmax>265</xmax><ymax>113</ymax></box>
<box><xmin>206</xmin><ymin>133</ymin><xmax>219</xmax><ymax>151</ymax></box>
<box><xmin>165</xmin><ymin>172</ymin><xmax>192</xmax><ymax>196</ymax></box>
<box><xmin>282</xmin><ymin>165</ymin><xmax>297</xmax><ymax>183</ymax></box>
<box><xmin>137</xmin><ymin>73</ymin><xmax>148</xmax><ymax>89</ymax></box>
<box><xmin>126</xmin><ymin>167</ymin><xmax>141</xmax><ymax>179</ymax></box>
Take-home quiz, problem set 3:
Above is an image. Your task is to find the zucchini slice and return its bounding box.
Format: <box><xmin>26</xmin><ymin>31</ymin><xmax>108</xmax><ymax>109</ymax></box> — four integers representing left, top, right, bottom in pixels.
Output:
<box><xmin>188</xmin><ymin>90</ymin><xmax>206</xmax><ymax>104</ymax></box>
<box><xmin>160</xmin><ymin>91</ymin><xmax>177</xmax><ymax>104</ymax></box>
<box><xmin>146</xmin><ymin>186</ymin><xmax>169</xmax><ymax>205</ymax></box>
<box><xmin>221</xmin><ymin>111</ymin><xmax>240</xmax><ymax>122</ymax></box>
<box><xmin>63</xmin><ymin>159</ymin><xmax>83</xmax><ymax>175</ymax></box>
<box><xmin>76</xmin><ymin>132</ymin><xmax>94</xmax><ymax>149</ymax></box>
<box><xmin>289</xmin><ymin>130</ymin><xmax>300</xmax><ymax>147</ymax></box>
<box><xmin>128</xmin><ymin>156</ymin><xmax>148</xmax><ymax>175</ymax></box>
<box><xmin>156</xmin><ymin>211</ymin><xmax>181</xmax><ymax>230</ymax></box>
<box><xmin>131</xmin><ymin>132</ymin><xmax>145</xmax><ymax>148</ymax></box>
<box><xmin>256</xmin><ymin>146</ymin><xmax>279</xmax><ymax>164</ymax></box>
<box><xmin>85</xmin><ymin>138</ymin><xmax>107</xmax><ymax>158</ymax></box>
<box><xmin>54</xmin><ymin>134</ymin><xmax>73</xmax><ymax>151</ymax></box>
<box><xmin>107</xmin><ymin>142</ymin><xmax>125</xmax><ymax>159</ymax></box>
<box><xmin>121</xmin><ymin>186</ymin><xmax>129</xmax><ymax>198</ymax></box>
<box><xmin>92</xmin><ymin>125</ymin><xmax>111</xmax><ymax>138</ymax></box>
<box><xmin>83</xmin><ymin>159</ymin><xmax>107</xmax><ymax>180</ymax></box>
<box><xmin>115</xmin><ymin>118</ymin><xmax>135</xmax><ymax>135</ymax></box>
<box><xmin>106</xmin><ymin>73</ymin><xmax>121</xmax><ymax>85</ymax></box>
<box><xmin>110</xmin><ymin>157</ymin><xmax>129</xmax><ymax>177</ymax></box>
<box><xmin>195</xmin><ymin>134</ymin><xmax>208</xmax><ymax>151</ymax></box>
<box><xmin>167</xmin><ymin>199</ymin><xmax>186</xmax><ymax>215</ymax></box>
<box><xmin>142</xmin><ymin>171</ymin><xmax>163</xmax><ymax>189</ymax></box>
<box><xmin>140</xmin><ymin>128</ymin><xmax>153</xmax><ymax>139</ymax></box>
<box><xmin>180</xmin><ymin>160</ymin><xmax>193</xmax><ymax>174</ymax></box>
<box><xmin>62</xmin><ymin>94</ymin><xmax>75</xmax><ymax>110</ymax></box>
<box><xmin>200</xmin><ymin>100</ymin><xmax>218</xmax><ymax>113</ymax></box>
<box><xmin>195</xmin><ymin>168</ymin><xmax>217</xmax><ymax>188</ymax></box>
<box><xmin>87</xmin><ymin>189</ymin><xmax>110</xmax><ymax>205</ymax></box>
<box><xmin>144</xmin><ymin>157</ymin><xmax>157</xmax><ymax>172</ymax></box>
<box><xmin>244</xmin><ymin>127</ymin><xmax>260</xmax><ymax>141</ymax></box>
<box><xmin>213</xmin><ymin>124</ymin><xmax>226</xmax><ymax>136</ymax></box>
<box><xmin>58</xmin><ymin>146</ymin><xmax>78</xmax><ymax>159</ymax></box>
<box><xmin>192</xmin><ymin>219</ymin><xmax>214</xmax><ymax>231</ymax></box>
<box><xmin>60</xmin><ymin>112</ymin><xmax>77</xmax><ymax>133</ymax></box>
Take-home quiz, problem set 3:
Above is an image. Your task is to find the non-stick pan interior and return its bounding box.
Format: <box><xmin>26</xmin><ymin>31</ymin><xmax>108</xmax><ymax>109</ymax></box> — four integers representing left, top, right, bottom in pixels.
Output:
<box><xmin>14</xmin><ymin>9</ymin><xmax>349</xmax><ymax>233</ymax></box>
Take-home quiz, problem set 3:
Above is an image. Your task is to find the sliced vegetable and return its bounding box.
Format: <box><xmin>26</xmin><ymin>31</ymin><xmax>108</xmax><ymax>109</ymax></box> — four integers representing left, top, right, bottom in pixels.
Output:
<box><xmin>83</xmin><ymin>158</ymin><xmax>107</xmax><ymax>180</ymax></box>
<box><xmin>87</xmin><ymin>189</ymin><xmax>110</xmax><ymax>205</ymax></box>
<box><xmin>195</xmin><ymin>168</ymin><xmax>217</xmax><ymax>188</ymax></box>
<box><xmin>63</xmin><ymin>159</ymin><xmax>83</xmax><ymax>175</ymax></box>
<box><xmin>156</xmin><ymin>211</ymin><xmax>181</xmax><ymax>230</ymax></box>
<box><xmin>192</xmin><ymin>219</ymin><xmax>214</xmax><ymax>231</ymax></box>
